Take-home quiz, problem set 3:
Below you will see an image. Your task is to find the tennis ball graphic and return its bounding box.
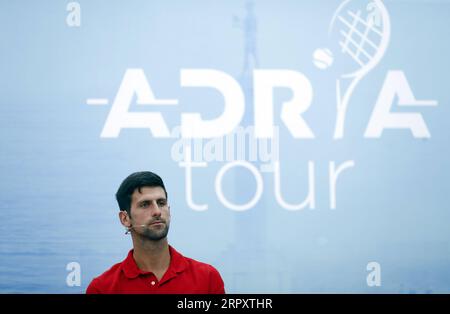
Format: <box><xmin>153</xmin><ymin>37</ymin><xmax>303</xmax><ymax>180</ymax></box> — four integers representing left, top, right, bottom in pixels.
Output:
<box><xmin>313</xmin><ymin>48</ymin><xmax>334</xmax><ymax>70</ymax></box>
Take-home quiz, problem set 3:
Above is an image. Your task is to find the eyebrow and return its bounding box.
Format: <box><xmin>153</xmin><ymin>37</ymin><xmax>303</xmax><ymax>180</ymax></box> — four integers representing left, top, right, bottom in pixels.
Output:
<box><xmin>136</xmin><ymin>197</ymin><xmax>167</xmax><ymax>204</ymax></box>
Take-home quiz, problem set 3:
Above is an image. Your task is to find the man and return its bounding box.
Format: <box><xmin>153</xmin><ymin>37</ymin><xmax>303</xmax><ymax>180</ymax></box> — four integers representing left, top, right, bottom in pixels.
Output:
<box><xmin>86</xmin><ymin>171</ymin><xmax>225</xmax><ymax>294</ymax></box>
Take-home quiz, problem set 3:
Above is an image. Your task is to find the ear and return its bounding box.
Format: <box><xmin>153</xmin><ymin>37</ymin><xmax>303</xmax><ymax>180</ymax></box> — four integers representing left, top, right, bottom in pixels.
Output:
<box><xmin>119</xmin><ymin>211</ymin><xmax>131</xmax><ymax>228</ymax></box>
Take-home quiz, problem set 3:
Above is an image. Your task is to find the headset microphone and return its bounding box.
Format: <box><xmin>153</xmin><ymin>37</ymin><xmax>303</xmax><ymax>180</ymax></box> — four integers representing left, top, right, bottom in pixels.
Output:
<box><xmin>125</xmin><ymin>224</ymin><xmax>147</xmax><ymax>235</ymax></box>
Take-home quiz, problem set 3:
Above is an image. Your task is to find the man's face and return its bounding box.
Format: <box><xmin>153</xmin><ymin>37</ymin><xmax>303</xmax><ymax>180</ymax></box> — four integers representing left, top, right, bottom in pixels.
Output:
<box><xmin>128</xmin><ymin>186</ymin><xmax>170</xmax><ymax>241</ymax></box>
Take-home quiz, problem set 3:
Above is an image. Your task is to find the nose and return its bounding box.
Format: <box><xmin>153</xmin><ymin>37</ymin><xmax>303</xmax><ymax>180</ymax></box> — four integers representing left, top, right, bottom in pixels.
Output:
<box><xmin>150</xmin><ymin>200</ymin><xmax>162</xmax><ymax>217</ymax></box>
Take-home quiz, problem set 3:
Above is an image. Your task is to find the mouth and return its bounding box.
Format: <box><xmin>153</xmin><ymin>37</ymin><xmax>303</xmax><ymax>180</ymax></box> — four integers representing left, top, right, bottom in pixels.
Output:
<box><xmin>149</xmin><ymin>221</ymin><xmax>164</xmax><ymax>226</ymax></box>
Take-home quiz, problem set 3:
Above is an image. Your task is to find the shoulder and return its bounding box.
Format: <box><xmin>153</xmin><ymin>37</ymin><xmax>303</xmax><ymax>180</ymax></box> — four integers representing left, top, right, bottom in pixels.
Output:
<box><xmin>172</xmin><ymin>246</ymin><xmax>220</xmax><ymax>276</ymax></box>
<box><xmin>86</xmin><ymin>261</ymin><xmax>123</xmax><ymax>294</ymax></box>
<box><xmin>178</xmin><ymin>253</ymin><xmax>225</xmax><ymax>293</ymax></box>
<box><xmin>184</xmin><ymin>255</ymin><xmax>222</xmax><ymax>276</ymax></box>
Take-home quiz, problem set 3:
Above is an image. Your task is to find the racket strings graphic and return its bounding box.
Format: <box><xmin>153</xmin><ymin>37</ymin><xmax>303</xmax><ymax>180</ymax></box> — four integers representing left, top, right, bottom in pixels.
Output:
<box><xmin>338</xmin><ymin>8</ymin><xmax>383</xmax><ymax>74</ymax></box>
<box><xmin>314</xmin><ymin>0</ymin><xmax>390</xmax><ymax>139</ymax></box>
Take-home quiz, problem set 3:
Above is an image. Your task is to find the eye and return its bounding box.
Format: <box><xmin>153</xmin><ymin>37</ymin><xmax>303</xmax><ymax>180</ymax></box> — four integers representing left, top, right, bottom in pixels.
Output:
<box><xmin>140</xmin><ymin>201</ymin><xmax>150</xmax><ymax>208</ymax></box>
<box><xmin>157</xmin><ymin>200</ymin><xmax>167</xmax><ymax>207</ymax></box>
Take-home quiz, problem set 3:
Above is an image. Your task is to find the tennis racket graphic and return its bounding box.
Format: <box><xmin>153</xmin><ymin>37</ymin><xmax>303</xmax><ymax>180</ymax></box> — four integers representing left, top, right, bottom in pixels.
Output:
<box><xmin>326</xmin><ymin>0</ymin><xmax>391</xmax><ymax>139</ymax></box>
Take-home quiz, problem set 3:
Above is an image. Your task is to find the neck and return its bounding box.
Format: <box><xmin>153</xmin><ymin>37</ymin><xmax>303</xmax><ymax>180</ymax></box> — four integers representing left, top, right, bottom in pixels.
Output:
<box><xmin>131</xmin><ymin>236</ymin><xmax>170</xmax><ymax>275</ymax></box>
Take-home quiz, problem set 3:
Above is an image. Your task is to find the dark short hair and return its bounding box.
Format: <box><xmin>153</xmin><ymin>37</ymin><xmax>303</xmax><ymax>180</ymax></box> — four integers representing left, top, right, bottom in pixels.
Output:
<box><xmin>115</xmin><ymin>171</ymin><xmax>168</xmax><ymax>214</ymax></box>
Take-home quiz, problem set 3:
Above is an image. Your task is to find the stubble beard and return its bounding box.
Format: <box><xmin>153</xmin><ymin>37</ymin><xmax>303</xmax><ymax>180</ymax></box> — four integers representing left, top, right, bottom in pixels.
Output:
<box><xmin>140</xmin><ymin>223</ymin><xmax>170</xmax><ymax>242</ymax></box>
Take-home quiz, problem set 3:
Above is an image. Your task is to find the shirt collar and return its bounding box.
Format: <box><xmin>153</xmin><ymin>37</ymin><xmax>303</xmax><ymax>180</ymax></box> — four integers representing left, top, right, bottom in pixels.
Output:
<box><xmin>122</xmin><ymin>245</ymin><xmax>188</xmax><ymax>280</ymax></box>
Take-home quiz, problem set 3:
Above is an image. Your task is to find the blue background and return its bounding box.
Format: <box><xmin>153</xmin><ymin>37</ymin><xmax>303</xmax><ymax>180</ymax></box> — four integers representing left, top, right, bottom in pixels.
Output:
<box><xmin>0</xmin><ymin>0</ymin><xmax>449</xmax><ymax>293</ymax></box>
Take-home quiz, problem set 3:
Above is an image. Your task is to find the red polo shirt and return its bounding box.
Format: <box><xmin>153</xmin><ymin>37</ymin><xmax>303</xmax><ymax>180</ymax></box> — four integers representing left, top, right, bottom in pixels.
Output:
<box><xmin>86</xmin><ymin>246</ymin><xmax>225</xmax><ymax>294</ymax></box>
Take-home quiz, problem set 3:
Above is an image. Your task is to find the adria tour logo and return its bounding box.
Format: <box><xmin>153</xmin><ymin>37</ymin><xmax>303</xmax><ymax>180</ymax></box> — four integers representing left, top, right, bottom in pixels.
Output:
<box><xmin>87</xmin><ymin>0</ymin><xmax>437</xmax><ymax>140</ymax></box>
